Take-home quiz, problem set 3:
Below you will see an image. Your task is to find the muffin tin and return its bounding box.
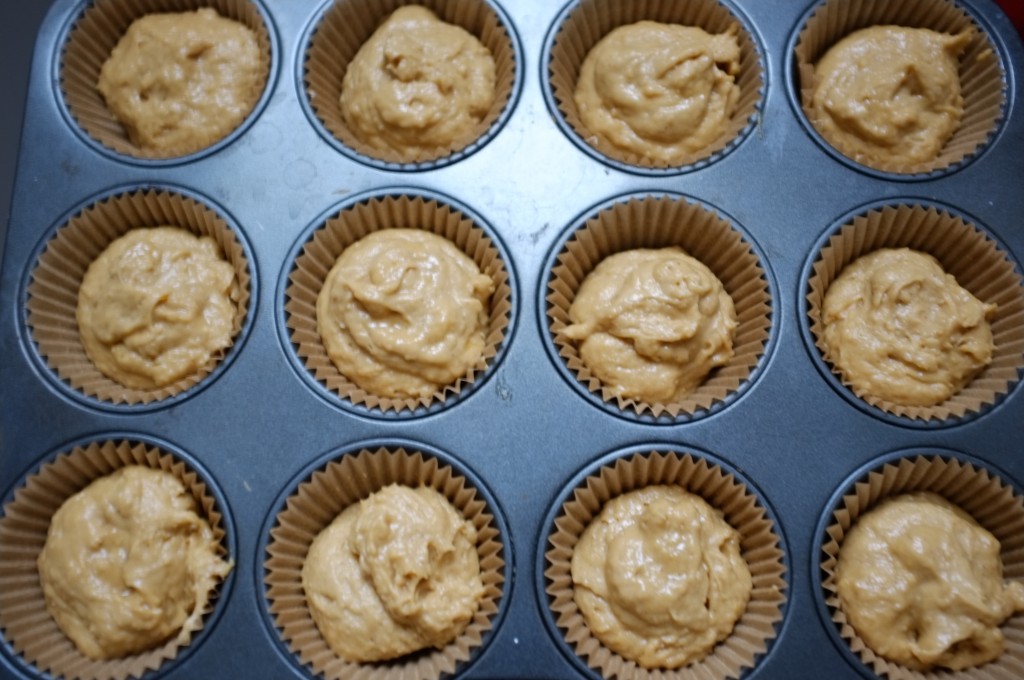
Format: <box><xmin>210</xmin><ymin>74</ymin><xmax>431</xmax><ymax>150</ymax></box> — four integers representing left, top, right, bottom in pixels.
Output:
<box><xmin>1</xmin><ymin>0</ymin><xmax>1022</xmax><ymax>678</ymax></box>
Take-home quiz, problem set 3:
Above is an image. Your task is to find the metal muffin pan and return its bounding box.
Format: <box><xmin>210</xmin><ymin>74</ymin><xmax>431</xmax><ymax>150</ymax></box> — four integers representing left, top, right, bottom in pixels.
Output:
<box><xmin>1</xmin><ymin>0</ymin><xmax>1022</xmax><ymax>678</ymax></box>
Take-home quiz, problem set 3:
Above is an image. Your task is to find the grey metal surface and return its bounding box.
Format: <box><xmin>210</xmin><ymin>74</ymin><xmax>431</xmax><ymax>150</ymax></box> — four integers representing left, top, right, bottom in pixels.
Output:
<box><xmin>1</xmin><ymin>0</ymin><xmax>1022</xmax><ymax>678</ymax></box>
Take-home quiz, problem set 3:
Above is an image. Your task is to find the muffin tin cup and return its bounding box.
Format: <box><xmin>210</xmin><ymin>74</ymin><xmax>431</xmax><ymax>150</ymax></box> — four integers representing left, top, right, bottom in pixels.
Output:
<box><xmin>261</xmin><ymin>442</ymin><xmax>509</xmax><ymax>680</ymax></box>
<box><xmin>59</xmin><ymin>0</ymin><xmax>275</xmax><ymax>162</ymax></box>
<box><xmin>301</xmin><ymin>0</ymin><xmax>520</xmax><ymax>169</ymax></box>
<box><xmin>541</xmin><ymin>447</ymin><xmax>788</xmax><ymax>680</ymax></box>
<box><xmin>791</xmin><ymin>0</ymin><xmax>1007</xmax><ymax>178</ymax></box>
<box><xmin>802</xmin><ymin>200</ymin><xmax>1024</xmax><ymax>426</ymax></box>
<box><xmin>816</xmin><ymin>450</ymin><xmax>1024</xmax><ymax>679</ymax></box>
<box><xmin>0</xmin><ymin>435</ymin><xmax>234</xmax><ymax>680</ymax></box>
<box><xmin>282</xmin><ymin>189</ymin><xmax>515</xmax><ymax>417</ymax></box>
<box><xmin>543</xmin><ymin>0</ymin><xmax>765</xmax><ymax>173</ymax></box>
<box><xmin>543</xmin><ymin>192</ymin><xmax>775</xmax><ymax>422</ymax></box>
<box><xmin>23</xmin><ymin>185</ymin><xmax>254</xmax><ymax>410</ymax></box>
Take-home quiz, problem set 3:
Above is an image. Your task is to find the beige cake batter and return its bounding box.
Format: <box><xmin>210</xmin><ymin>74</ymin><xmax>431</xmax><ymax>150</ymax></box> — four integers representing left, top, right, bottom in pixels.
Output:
<box><xmin>572</xmin><ymin>486</ymin><xmax>751</xmax><ymax>669</ymax></box>
<box><xmin>37</xmin><ymin>466</ymin><xmax>231</xmax><ymax>660</ymax></box>
<box><xmin>97</xmin><ymin>8</ymin><xmax>262</xmax><ymax>155</ymax></box>
<box><xmin>822</xmin><ymin>248</ymin><xmax>995</xmax><ymax>406</ymax></box>
<box><xmin>316</xmin><ymin>229</ymin><xmax>494</xmax><ymax>400</ymax></box>
<box><xmin>302</xmin><ymin>485</ymin><xmax>484</xmax><ymax>662</ymax></box>
<box><xmin>340</xmin><ymin>6</ymin><xmax>496</xmax><ymax>160</ymax></box>
<box><xmin>563</xmin><ymin>247</ymin><xmax>737</xmax><ymax>404</ymax></box>
<box><xmin>574</xmin><ymin>22</ymin><xmax>741</xmax><ymax>164</ymax></box>
<box><xmin>836</xmin><ymin>492</ymin><xmax>1024</xmax><ymax>671</ymax></box>
<box><xmin>77</xmin><ymin>227</ymin><xmax>238</xmax><ymax>391</ymax></box>
<box><xmin>811</xmin><ymin>26</ymin><xmax>971</xmax><ymax>166</ymax></box>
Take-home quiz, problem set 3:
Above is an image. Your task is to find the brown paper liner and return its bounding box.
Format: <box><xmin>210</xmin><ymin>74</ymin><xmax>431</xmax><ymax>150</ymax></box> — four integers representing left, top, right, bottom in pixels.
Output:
<box><xmin>303</xmin><ymin>0</ymin><xmax>517</xmax><ymax>166</ymax></box>
<box><xmin>263</xmin><ymin>446</ymin><xmax>506</xmax><ymax>680</ymax></box>
<box><xmin>0</xmin><ymin>439</ymin><xmax>231</xmax><ymax>680</ymax></box>
<box><xmin>805</xmin><ymin>203</ymin><xmax>1024</xmax><ymax>422</ymax></box>
<box><xmin>546</xmin><ymin>194</ymin><xmax>772</xmax><ymax>419</ymax></box>
<box><xmin>544</xmin><ymin>450</ymin><xmax>787</xmax><ymax>680</ymax></box>
<box><xmin>821</xmin><ymin>454</ymin><xmax>1024</xmax><ymax>679</ymax></box>
<box><xmin>793</xmin><ymin>0</ymin><xmax>1005</xmax><ymax>175</ymax></box>
<box><xmin>285</xmin><ymin>193</ymin><xmax>512</xmax><ymax>414</ymax></box>
<box><xmin>26</xmin><ymin>187</ymin><xmax>252</xmax><ymax>406</ymax></box>
<box><xmin>547</xmin><ymin>0</ymin><xmax>764</xmax><ymax>170</ymax></box>
<box><xmin>60</xmin><ymin>0</ymin><xmax>273</xmax><ymax>160</ymax></box>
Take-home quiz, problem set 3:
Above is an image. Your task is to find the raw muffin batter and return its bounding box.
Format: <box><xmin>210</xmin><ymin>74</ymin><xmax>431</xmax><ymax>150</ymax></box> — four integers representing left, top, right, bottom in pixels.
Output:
<box><xmin>77</xmin><ymin>227</ymin><xmax>238</xmax><ymax>391</ymax></box>
<box><xmin>316</xmin><ymin>229</ymin><xmax>494</xmax><ymax>400</ymax></box>
<box><xmin>574</xmin><ymin>22</ymin><xmax>741</xmax><ymax>164</ymax></box>
<box><xmin>340</xmin><ymin>6</ymin><xmax>496</xmax><ymax>160</ymax></box>
<box><xmin>811</xmin><ymin>26</ymin><xmax>971</xmax><ymax>166</ymax></box>
<box><xmin>572</xmin><ymin>486</ymin><xmax>751</xmax><ymax>668</ymax></box>
<box><xmin>302</xmin><ymin>485</ymin><xmax>484</xmax><ymax>662</ymax></box>
<box><xmin>822</xmin><ymin>248</ymin><xmax>995</xmax><ymax>406</ymax></box>
<box><xmin>836</xmin><ymin>492</ymin><xmax>1024</xmax><ymax>671</ymax></box>
<box><xmin>97</xmin><ymin>8</ymin><xmax>262</xmax><ymax>154</ymax></box>
<box><xmin>563</xmin><ymin>247</ymin><xmax>737</xmax><ymax>404</ymax></box>
<box><xmin>37</xmin><ymin>466</ymin><xmax>231</xmax><ymax>660</ymax></box>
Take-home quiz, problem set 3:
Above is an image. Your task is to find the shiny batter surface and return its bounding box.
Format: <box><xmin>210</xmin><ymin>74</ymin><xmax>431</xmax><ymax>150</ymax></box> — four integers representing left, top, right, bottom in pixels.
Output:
<box><xmin>822</xmin><ymin>248</ymin><xmax>995</xmax><ymax>406</ymax></box>
<box><xmin>302</xmin><ymin>485</ymin><xmax>484</xmax><ymax>662</ymax></box>
<box><xmin>563</xmin><ymin>248</ymin><xmax>737</xmax><ymax>404</ymax></box>
<box><xmin>811</xmin><ymin>26</ymin><xmax>970</xmax><ymax>166</ymax></box>
<box><xmin>316</xmin><ymin>229</ymin><xmax>494</xmax><ymax>400</ymax></box>
<box><xmin>77</xmin><ymin>227</ymin><xmax>237</xmax><ymax>391</ymax></box>
<box><xmin>97</xmin><ymin>9</ymin><xmax>262</xmax><ymax>154</ymax></box>
<box><xmin>572</xmin><ymin>486</ymin><xmax>751</xmax><ymax>668</ymax></box>
<box><xmin>340</xmin><ymin>6</ymin><xmax>496</xmax><ymax>160</ymax></box>
<box><xmin>574</xmin><ymin>22</ymin><xmax>741</xmax><ymax>164</ymax></box>
<box><xmin>837</xmin><ymin>493</ymin><xmax>1024</xmax><ymax>671</ymax></box>
<box><xmin>37</xmin><ymin>466</ymin><xmax>231</xmax><ymax>660</ymax></box>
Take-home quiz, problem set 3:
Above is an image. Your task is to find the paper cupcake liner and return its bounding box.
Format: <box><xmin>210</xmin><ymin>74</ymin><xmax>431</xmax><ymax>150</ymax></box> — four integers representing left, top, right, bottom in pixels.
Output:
<box><xmin>59</xmin><ymin>0</ymin><xmax>272</xmax><ymax>160</ymax></box>
<box><xmin>545</xmin><ymin>194</ymin><xmax>772</xmax><ymax>419</ymax></box>
<box><xmin>805</xmin><ymin>202</ymin><xmax>1024</xmax><ymax>423</ymax></box>
<box><xmin>0</xmin><ymin>438</ymin><xmax>231</xmax><ymax>680</ymax></box>
<box><xmin>820</xmin><ymin>453</ymin><xmax>1024</xmax><ymax>679</ymax></box>
<box><xmin>303</xmin><ymin>0</ymin><xmax>517</xmax><ymax>167</ymax></box>
<box><xmin>284</xmin><ymin>192</ymin><xmax>513</xmax><ymax>414</ymax></box>
<box><xmin>544</xmin><ymin>449</ymin><xmax>788</xmax><ymax>680</ymax></box>
<box><xmin>793</xmin><ymin>0</ymin><xmax>1006</xmax><ymax>176</ymax></box>
<box><xmin>25</xmin><ymin>187</ymin><xmax>252</xmax><ymax>407</ymax></box>
<box><xmin>546</xmin><ymin>0</ymin><xmax>764</xmax><ymax>170</ymax></box>
<box><xmin>263</xmin><ymin>446</ymin><xmax>506</xmax><ymax>680</ymax></box>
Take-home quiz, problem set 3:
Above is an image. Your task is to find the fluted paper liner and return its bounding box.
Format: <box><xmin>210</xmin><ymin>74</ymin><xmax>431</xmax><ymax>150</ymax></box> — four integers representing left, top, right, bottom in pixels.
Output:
<box><xmin>285</xmin><ymin>194</ymin><xmax>512</xmax><ymax>414</ymax></box>
<box><xmin>304</xmin><ymin>0</ymin><xmax>517</xmax><ymax>166</ymax></box>
<box><xmin>546</xmin><ymin>194</ymin><xmax>772</xmax><ymax>419</ymax></box>
<box><xmin>544</xmin><ymin>451</ymin><xmax>787</xmax><ymax>680</ymax></box>
<box><xmin>805</xmin><ymin>203</ymin><xmax>1024</xmax><ymax>422</ymax></box>
<box><xmin>794</xmin><ymin>0</ymin><xmax>1005</xmax><ymax>175</ymax></box>
<box><xmin>0</xmin><ymin>439</ymin><xmax>230</xmax><ymax>680</ymax></box>
<box><xmin>60</xmin><ymin>0</ymin><xmax>272</xmax><ymax>160</ymax></box>
<box><xmin>821</xmin><ymin>454</ymin><xmax>1024</xmax><ymax>679</ymax></box>
<box><xmin>264</xmin><ymin>447</ymin><xmax>506</xmax><ymax>680</ymax></box>
<box><xmin>547</xmin><ymin>0</ymin><xmax>764</xmax><ymax>170</ymax></box>
<box><xmin>26</xmin><ymin>188</ymin><xmax>252</xmax><ymax>406</ymax></box>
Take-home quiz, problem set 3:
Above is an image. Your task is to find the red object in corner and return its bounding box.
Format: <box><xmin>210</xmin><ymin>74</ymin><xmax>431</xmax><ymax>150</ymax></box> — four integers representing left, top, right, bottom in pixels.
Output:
<box><xmin>996</xmin><ymin>0</ymin><xmax>1024</xmax><ymax>36</ymax></box>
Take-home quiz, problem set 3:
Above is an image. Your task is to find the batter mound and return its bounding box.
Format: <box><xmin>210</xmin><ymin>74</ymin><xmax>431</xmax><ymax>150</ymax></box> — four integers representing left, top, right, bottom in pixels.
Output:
<box><xmin>316</xmin><ymin>229</ymin><xmax>494</xmax><ymax>400</ymax></box>
<box><xmin>811</xmin><ymin>26</ymin><xmax>971</xmax><ymax>166</ymax></box>
<box><xmin>77</xmin><ymin>227</ymin><xmax>238</xmax><ymax>391</ymax></box>
<box><xmin>97</xmin><ymin>8</ymin><xmax>262</xmax><ymax>155</ymax></box>
<box><xmin>563</xmin><ymin>247</ymin><xmax>737</xmax><ymax>404</ymax></box>
<box><xmin>340</xmin><ymin>6</ymin><xmax>496</xmax><ymax>160</ymax></box>
<box><xmin>837</xmin><ymin>492</ymin><xmax>1024</xmax><ymax>671</ymax></box>
<box><xmin>37</xmin><ymin>466</ymin><xmax>231</xmax><ymax>660</ymax></box>
<box><xmin>302</xmin><ymin>485</ymin><xmax>484</xmax><ymax>662</ymax></box>
<box><xmin>574</xmin><ymin>22</ymin><xmax>741</xmax><ymax>164</ymax></box>
<box><xmin>822</xmin><ymin>248</ymin><xmax>995</xmax><ymax>406</ymax></box>
<box><xmin>572</xmin><ymin>486</ymin><xmax>751</xmax><ymax>669</ymax></box>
